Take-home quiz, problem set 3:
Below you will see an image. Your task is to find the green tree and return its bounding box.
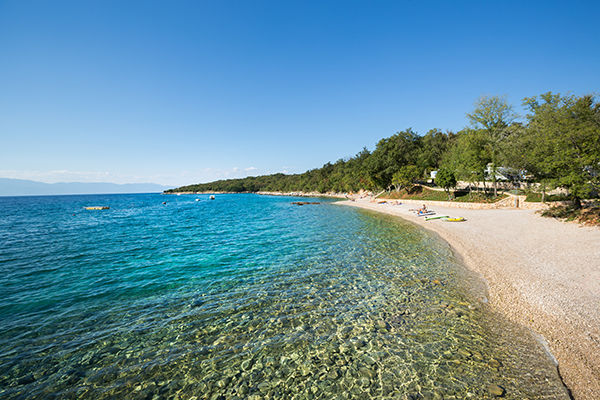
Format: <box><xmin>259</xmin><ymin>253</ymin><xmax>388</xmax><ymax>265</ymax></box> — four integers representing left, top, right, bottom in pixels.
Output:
<box><xmin>522</xmin><ymin>92</ymin><xmax>600</xmax><ymax>208</ymax></box>
<box><xmin>417</xmin><ymin>129</ymin><xmax>453</xmax><ymax>174</ymax></box>
<box><xmin>391</xmin><ymin>165</ymin><xmax>420</xmax><ymax>192</ymax></box>
<box><xmin>442</xmin><ymin>129</ymin><xmax>491</xmax><ymax>196</ymax></box>
<box><xmin>467</xmin><ymin>95</ymin><xmax>516</xmax><ymax>196</ymax></box>
<box><xmin>435</xmin><ymin>167</ymin><xmax>457</xmax><ymax>200</ymax></box>
<box><xmin>365</xmin><ymin>129</ymin><xmax>420</xmax><ymax>190</ymax></box>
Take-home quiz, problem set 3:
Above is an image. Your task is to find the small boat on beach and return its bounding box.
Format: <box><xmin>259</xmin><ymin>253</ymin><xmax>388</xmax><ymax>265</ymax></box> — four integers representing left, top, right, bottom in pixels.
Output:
<box><xmin>425</xmin><ymin>215</ymin><xmax>449</xmax><ymax>221</ymax></box>
<box><xmin>415</xmin><ymin>211</ymin><xmax>436</xmax><ymax>216</ymax></box>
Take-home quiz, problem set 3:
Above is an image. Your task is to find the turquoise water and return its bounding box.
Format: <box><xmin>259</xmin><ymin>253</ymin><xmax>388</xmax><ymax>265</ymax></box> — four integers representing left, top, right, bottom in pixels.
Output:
<box><xmin>0</xmin><ymin>193</ymin><xmax>568</xmax><ymax>399</ymax></box>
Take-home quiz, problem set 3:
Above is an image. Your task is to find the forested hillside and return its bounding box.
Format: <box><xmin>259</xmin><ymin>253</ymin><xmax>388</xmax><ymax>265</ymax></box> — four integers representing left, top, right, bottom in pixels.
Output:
<box><xmin>167</xmin><ymin>93</ymin><xmax>600</xmax><ymax>206</ymax></box>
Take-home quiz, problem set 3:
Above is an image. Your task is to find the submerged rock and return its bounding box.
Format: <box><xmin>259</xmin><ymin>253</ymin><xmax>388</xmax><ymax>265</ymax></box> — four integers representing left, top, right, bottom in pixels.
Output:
<box><xmin>361</xmin><ymin>354</ymin><xmax>377</xmax><ymax>365</ymax></box>
<box><xmin>359</xmin><ymin>367</ymin><xmax>376</xmax><ymax>379</ymax></box>
<box><xmin>487</xmin><ymin>383</ymin><xmax>505</xmax><ymax>397</ymax></box>
<box><xmin>240</xmin><ymin>359</ymin><xmax>253</xmax><ymax>371</ymax></box>
<box><xmin>458</xmin><ymin>349</ymin><xmax>472</xmax><ymax>358</ymax></box>
<box><xmin>237</xmin><ymin>383</ymin><xmax>249</xmax><ymax>396</ymax></box>
<box><xmin>216</xmin><ymin>377</ymin><xmax>230</xmax><ymax>388</ymax></box>
<box><xmin>300</xmin><ymin>362</ymin><xmax>312</xmax><ymax>376</ymax></box>
<box><xmin>257</xmin><ymin>381</ymin><xmax>270</xmax><ymax>393</ymax></box>
<box><xmin>17</xmin><ymin>373</ymin><xmax>35</xmax><ymax>385</ymax></box>
<box><xmin>374</xmin><ymin>320</ymin><xmax>389</xmax><ymax>330</ymax></box>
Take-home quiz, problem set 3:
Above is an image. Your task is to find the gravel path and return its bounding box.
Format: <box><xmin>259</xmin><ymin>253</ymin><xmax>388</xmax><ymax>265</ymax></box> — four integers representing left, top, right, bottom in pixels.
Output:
<box><xmin>339</xmin><ymin>199</ymin><xmax>600</xmax><ymax>399</ymax></box>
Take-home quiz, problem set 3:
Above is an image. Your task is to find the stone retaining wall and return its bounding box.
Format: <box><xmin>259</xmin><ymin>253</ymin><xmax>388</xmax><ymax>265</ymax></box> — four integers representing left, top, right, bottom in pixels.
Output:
<box><xmin>377</xmin><ymin>194</ymin><xmax>557</xmax><ymax>210</ymax></box>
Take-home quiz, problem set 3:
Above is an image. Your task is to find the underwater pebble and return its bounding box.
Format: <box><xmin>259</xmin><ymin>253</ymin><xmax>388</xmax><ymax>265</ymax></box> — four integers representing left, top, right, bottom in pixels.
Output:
<box><xmin>241</xmin><ymin>359</ymin><xmax>253</xmax><ymax>371</ymax></box>
<box><xmin>257</xmin><ymin>382</ymin><xmax>270</xmax><ymax>393</ymax></box>
<box><xmin>487</xmin><ymin>383</ymin><xmax>505</xmax><ymax>397</ymax></box>
<box><xmin>458</xmin><ymin>349</ymin><xmax>471</xmax><ymax>358</ymax></box>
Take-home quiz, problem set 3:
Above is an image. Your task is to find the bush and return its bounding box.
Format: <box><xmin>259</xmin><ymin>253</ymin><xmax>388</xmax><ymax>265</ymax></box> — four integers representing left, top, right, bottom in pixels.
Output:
<box><xmin>541</xmin><ymin>202</ymin><xmax>600</xmax><ymax>225</ymax></box>
<box><xmin>525</xmin><ymin>192</ymin><xmax>571</xmax><ymax>202</ymax></box>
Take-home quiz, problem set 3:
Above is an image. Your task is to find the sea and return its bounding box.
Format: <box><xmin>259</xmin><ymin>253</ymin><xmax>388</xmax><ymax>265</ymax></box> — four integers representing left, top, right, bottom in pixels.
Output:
<box><xmin>0</xmin><ymin>193</ymin><xmax>569</xmax><ymax>399</ymax></box>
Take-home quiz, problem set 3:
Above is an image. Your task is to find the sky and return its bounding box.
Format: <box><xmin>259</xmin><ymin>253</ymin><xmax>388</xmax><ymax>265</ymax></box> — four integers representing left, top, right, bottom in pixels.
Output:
<box><xmin>1</xmin><ymin>0</ymin><xmax>599</xmax><ymax>187</ymax></box>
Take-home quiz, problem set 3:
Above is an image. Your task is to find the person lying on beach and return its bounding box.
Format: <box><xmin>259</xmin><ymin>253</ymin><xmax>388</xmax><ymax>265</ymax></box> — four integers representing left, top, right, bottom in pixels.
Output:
<box><xmin>417</xmin><ymin>204</ymin><xmax>428</xmax><ymax>214</ymax></box>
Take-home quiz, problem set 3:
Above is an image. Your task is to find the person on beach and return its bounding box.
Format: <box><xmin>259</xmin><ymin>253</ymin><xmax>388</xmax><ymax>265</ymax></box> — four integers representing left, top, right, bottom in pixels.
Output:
<box><xmin>417</xmin><ymin>204</ymin><xmax>428</xmax><ymax>214</ymax></box>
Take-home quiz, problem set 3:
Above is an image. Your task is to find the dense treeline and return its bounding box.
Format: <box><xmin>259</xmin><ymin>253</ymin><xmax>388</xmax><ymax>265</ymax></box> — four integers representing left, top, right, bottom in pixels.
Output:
<box><xmin>167</xmin><ymin>92</ymin><xmax>600</xmax><ymax>207</ymax></box>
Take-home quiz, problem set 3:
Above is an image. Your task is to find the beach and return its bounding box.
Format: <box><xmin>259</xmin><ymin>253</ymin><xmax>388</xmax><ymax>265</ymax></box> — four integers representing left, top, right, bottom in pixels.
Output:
<box><xmin>339</xmin><ymin>198</ymin><xmax>600</xmax><ymax>399</ymax></box>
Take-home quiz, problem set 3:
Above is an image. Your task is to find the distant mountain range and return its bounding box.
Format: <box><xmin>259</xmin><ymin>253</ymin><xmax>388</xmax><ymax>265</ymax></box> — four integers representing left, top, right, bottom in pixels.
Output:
<box><xmin>0</xmin><ymin>178</ymin><xmax>172</xmax><ymax>196</ymax></box>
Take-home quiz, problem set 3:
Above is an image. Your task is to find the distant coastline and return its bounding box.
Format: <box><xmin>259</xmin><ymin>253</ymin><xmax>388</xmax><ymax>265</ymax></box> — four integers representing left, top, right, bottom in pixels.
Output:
<box><xmin>163</xmin><ymin>190</ymin><xmax>347</xmax><ymax>198</ymax></box>
<box><xmin>163</xmin><ymin>191</ymin><xmax>249</xmax><ymax>195</ymax></box>
<box><xmin>0</xmin><ymin>178</ymin><xmax>171</xmax><ymax>196</ymax></box>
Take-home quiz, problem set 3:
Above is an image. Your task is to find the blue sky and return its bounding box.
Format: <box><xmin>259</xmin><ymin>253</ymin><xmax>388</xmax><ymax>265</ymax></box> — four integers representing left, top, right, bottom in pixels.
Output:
<box><xmin>1</xmin><ymin>0</ymin><xmax>598</xmax><ymax>187</ymax></box>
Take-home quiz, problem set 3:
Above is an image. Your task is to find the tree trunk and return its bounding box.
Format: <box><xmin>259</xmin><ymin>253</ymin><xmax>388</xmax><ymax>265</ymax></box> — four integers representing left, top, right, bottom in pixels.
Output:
<box><xmin>491</xmin><ymin>163</ymin><xmax>497</xmax><ymax>197</ymax></box>
<box><xmin>573</xmin><ymin>196</ymin><xmax>582</xmax><ymax>210</ymax></box>
<box><xmin>541</xmin><ymin>183</ymin><xmax>546</xmax><ymax>203</ymax></box>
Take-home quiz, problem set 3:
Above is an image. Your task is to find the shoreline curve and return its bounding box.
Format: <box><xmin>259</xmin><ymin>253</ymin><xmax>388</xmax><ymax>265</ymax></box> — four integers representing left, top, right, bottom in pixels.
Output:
<box><xmin>338</xmin><ymin>198</ymin><xmax>600</xmax><ymax>399</ymax></box>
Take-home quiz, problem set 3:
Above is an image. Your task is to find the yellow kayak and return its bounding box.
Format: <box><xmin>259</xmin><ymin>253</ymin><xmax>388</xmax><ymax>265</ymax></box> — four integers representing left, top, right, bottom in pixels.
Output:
<box><xmin>445</xmin><ymin>217</ymin><xmax>465</xmax><ymax>222</ymax></box>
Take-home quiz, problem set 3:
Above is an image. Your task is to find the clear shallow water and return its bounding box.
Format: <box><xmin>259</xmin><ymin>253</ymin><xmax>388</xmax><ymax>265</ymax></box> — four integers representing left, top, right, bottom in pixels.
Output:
<box><xmin>0</xmin><ymin>193</ymin><xmax>568</xmax><ymax>399</ymax></box>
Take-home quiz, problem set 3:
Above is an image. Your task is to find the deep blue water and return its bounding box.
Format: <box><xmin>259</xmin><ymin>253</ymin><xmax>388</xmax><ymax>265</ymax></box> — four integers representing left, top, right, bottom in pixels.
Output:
<box><xmin>0</xmin><ymin>193</ymin><xmax>567</xmax><ymax>399</ymax></box>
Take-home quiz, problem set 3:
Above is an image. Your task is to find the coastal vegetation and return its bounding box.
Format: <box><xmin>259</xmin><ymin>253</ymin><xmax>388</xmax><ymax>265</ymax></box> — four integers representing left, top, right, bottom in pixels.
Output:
<box><xmin>167</xmin><ymin>92</ymin><xmax>600</xmax><ymax>211</ymax></box>
<box><xmin>541</xmin><ymin>203</ymin><xmax>600</xmax><ymax>225</ymax></box>
<box><xmin>379</xmin><ymin>187</ymin><xmax>508</xmax><ymax>203</ymax></box>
